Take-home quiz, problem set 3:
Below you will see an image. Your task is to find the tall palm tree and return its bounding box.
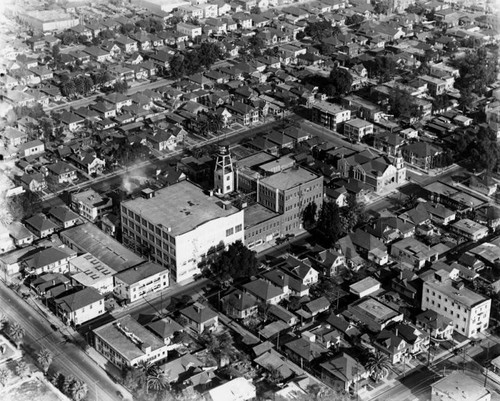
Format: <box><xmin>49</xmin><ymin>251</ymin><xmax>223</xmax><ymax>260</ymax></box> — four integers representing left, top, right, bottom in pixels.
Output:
<box><xmin>37</xmin><ymin>349</ymin><xmax>53</xmax><ymax>375</ymax></box>
<box><xmin>366</xmin><ymin>352</ymin><xmax>391</xmax><ymax>382</ymax></box>
<box><xmin>69</xmin><ymin>379</ymin><xmax>88</xmax><ymax>401</ymax></box>
<box><xmin>146</xmin><ymin>364</ymin><xmax>168</xmax><ymax>393</ymax></box>
<box><xmin>8</xmin><ymin>323</ymin><xmax>25</xmax><ymax>349</ymax></box>
<box><xmin>209</xmin><ymin>113</ymin><xmax>224</xmax><ymax>136</ymax></box>
<box><xmin>15</xmin><ymin>360</ymin><xmax>29</xmax><ymax>378</ymax></box>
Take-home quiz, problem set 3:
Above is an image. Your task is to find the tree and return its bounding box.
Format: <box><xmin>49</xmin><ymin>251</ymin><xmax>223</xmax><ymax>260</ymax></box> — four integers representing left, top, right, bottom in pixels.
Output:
<box><xmin>37</xmin><ymin>349</ymin><xmax>53</xmax><ymax>375</ymax></box>
<box><xmin>210</xmin><ymin>241</ymin><xmax>258</xmax><ymax>282</ymax></box>
<box><xmin>249</xmin><ymin>35</ymin><xmax>265</xmax><ymax>57</ymax></box>
<box><xmin>302</xmin><ymin>201</ymin><xmax>318</xmax><ymax>230</ymax></box>
<box><xmin>329</xmin><ymin>67</ymin><xmax>353</xmax><ymax>96</ymax></box>
<box><xmin>15</xmin><ymin>360</ymin><xmax>29</xmax><ymax>378</ymax></box>
<box><xmin>69</xmin><ymin>379</ymin><xmax>88</xmax><ymax>401</ymax></box>
<box><xmin>0</xmin><ymin>368</ymin><xmax>9</xmax><ymax>387</ymax></box>
<box><xmin>7</xmin><ymin>322</ymin><xmax>25</xmax><ymax>349</ymax></box>
<box><xmin>144</xmin><ymin>364</ymin><xmax>168</xmax><ymax>393</ymax></box>
<box><xmin>62</xmin><ymin>375</ymin><xmax>76</xmax><ymax>395</ymax></box>
<box><xmin>304</xmin><ymin>20</ymin><xmax>336</xmax><ymax>42</ymax></box>
<box><xmin>208</xmin><ymin>112</ymin><xmax>224</xmax><ymax>136</ymax></box>
<box><xmin>373</xmin><ymin>1</ymin><xmax>389</xmax><ymax>14</ymax></box>
<box><xmin>339</xmin><ymin>195</ymin><xmax>365</xmax><ymax>233</ymax></box>
<box><xmin>345</xmin><ymin>14</ymin><xmax>364</xmax><ymax>26</ymax></box>
<box><xmin>169</xmin><ymin>53</ymin><xmax>187</xmax><ymax>79</ymax></box>
<box><xmin>198</xmin><ymin>42</ymin><xmax>223</xmax><ymax>69</ymax></box>
<box><xmin>317</xmin><ymin>201</ymin><xmax>343</xmax><ymax>245</ymax></box>
<box><xmin>389</xmin><ymin>88</ymin><xmax>421</xmax><ymax>119</ymax></box>
<box><xmin>365</xmin><ymin>352</ymin><xmax>391</xmax><ymax>382</ymax></box>
<box><xmin>452</xmin><ymin>48</ymin><xmax>497</xmax><ymax>97</ymax></box>
<box><xmin>296</xmin><ymin>31</ymin><xmax>306</xmax><ymax>41</ymax></box>
<box><xmin>52</xmin><ymin>44</ymin><xmax>60</xmax><ymax>61</ymax></box>
<box><xmin>51</xmin><ymin>371</ymin><xmax>65</xmax><ymax>390</ymax></box>
<box><xmin>250</xmin><ymin>5</ymin><xmax>261</xmax><ymax>14</ymax></box>
<box><xmin>7</xmin><ymin>191</ymin><xmax>42</xmax><ymax>221</ymax></box>
<box><xmin>266</xmin><ymin>365</ymin><xmax>284</xmax><ymax>384</ymax></box>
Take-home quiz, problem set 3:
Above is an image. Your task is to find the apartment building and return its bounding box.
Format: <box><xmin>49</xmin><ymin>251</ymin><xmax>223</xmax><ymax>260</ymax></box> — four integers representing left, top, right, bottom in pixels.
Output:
<box><xmin>71</xmin><ymin>189</ymin><xmax>113</xmax><ymax>223</ymax></box>
<box><xmin>421</xmin><ymin>269</ymin><xmax>491</xmax><ymax>338</ymax></box>
<box><xmin>343</xmin><ymin>118</ymin><xmax>374</xmax><ymax>143</ymax></box>
<box><xmin>94</xmin><ymin>314</ymin><xmax>170</xmax><ymax>369</ymax></box>
<box><xmin>311</xmin><ymin>101</ymin><xmax>351</xmax><ymax>130</ymax></box>
<box><xmin>121</xmin><ymin>182</ymin><xmax>244</xmax><ymax>283</ymax></box>
<box><xmin>54</xmin><ymin>287</ymin><xmax>105</xmax><ymax>326</ymax></box>
<box><xmin>176</xmin><ymin>22</ymin><xmax>202</xmax><ymax>38</ymax></box>
<box><xmin>114</xmin><ymin>262</ymin><xmax>169</xmax><ymax>303</ymax></box>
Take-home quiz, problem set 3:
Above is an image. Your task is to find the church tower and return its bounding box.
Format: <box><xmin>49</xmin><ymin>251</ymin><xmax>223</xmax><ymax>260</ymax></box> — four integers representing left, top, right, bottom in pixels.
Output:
<box><xmin>214</xmin><ymin>144</ymin><xmax>234</xmax><ymax>195</ymax></box>
<box><xmin>395</xmin><ymin>149</ymin><xmax>406</xmax><ymax>183</ymax></box>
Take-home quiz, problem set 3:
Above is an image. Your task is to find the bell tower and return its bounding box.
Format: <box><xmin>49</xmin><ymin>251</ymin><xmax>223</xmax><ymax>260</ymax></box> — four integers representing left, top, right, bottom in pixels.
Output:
<box><xmin>214</xmin><ymin>144</ymin><xmax>234</xmax><ymax>195</ymax></box>
<box><xmin>395</xmin><ymin>149</ymin><xmax>406</xmax><ymax>183</ymax></box>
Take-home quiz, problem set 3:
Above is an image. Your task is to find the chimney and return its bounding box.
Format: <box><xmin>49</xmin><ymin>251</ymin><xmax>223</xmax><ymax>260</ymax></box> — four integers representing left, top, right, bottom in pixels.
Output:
<box><xmin>141</xmin><ymin>343</ymin><xmax>152</xmax><ymax>353</ymax></box>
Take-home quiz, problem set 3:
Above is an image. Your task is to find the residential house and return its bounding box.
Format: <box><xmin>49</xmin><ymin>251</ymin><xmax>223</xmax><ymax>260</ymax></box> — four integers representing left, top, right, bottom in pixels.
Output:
<box><xmin>48</xmin><ymin>206</ymin><xmax>80</xmax><ymax>229</ymax></box>
<box><xmin>3</xmin><ymin>127</ymin><xmax>28</xmax><ymax>147</ymax></box>
<box><xmin>180</xmin><ymin>303</ymin><xmax>218</xmax><ymax>334</ymax></box>
<box><xmin>71</xmin><ymin>189</ymin><xmax>113</xmax><ymax>223</ymax></box>
<box><xmin>320</xmin><ymin>353</ymin><xmax>369</xmax><ymax>393</ymax></box>
<box><xmin>391</xmin><ymin>238</ymin><xmax>439</xmax><ymax>270</ymax></box>
<box><xmin>20</xmin><ymin>246</ymin><xmax>76</xmax><ymax>276</ymax></box>
<box><xmin>68</xmin><ymin>152</ymin><xmax>106</xmax><ymax>175</ymax></box>
<box><xmin>242</xmin><ymin>278</ymin><xmax>286</xmax><ymax>304</ymax></box>
<box><xmin>227</xmin><ymin>102</ymin><xmax>259</xmax><ymax>126</ymax></box>
<box><xmin>47</xmin><ymin>161</ymin><xmax>78</xmax><ymax>184</ymax></box>
<box><xmin>59</xmin><ymin>111</ymin><xmax>85</xmax><ymax>131</ymax></box>
<box><xmin>20</xmin><ymin>173</ymin><xmax>47</xmax><ymax>192</ymax></box>
<box><xmin>344</xmin><ymin>119</ymin><xmax>373</xmax><ymax>143</ymax></box>
<box><xmin>415</xmin><ymin>309</ymin><xmax>453</xmax><ymax>340</ymax></box>
<box><xmin>115</xmin><ymin>35</ymin><xmax>138</xmax><ymax>53</ymax></box>
<box><xmin>25</xmin><ymin>214</ymin><xmax>58</xmax><ymax>238</ymax></box>
<box><xmin>9</xmin><ymin>222</ymin><xmax>34</xmax><ymax>247</ymax></box>
<box><xmin>83</xmin><ymin>46</ymin><xmax>111</xmax><ymax>63</ymax></box>
<box><xmin>221</xmin><ymin>288</ymin><xmax>259</xmax><ymax>319</ymax></box>
<box><xmin>350</xmin><ymin>229</ymin><xmax>389</xmax><ymax>266</ymax></box>
<box><xmin>283</xmin><ymin>335</ymin><xmax>329</xmax><ymax>368</ymax></box>
<box><xmin>55</xmin><ymin>287</ymin><xmax>105</xmax><ymax>326</ymax></box>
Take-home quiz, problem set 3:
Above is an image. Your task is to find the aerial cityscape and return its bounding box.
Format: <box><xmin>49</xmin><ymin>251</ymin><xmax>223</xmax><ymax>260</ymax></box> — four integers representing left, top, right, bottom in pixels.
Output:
<box><xmin>0</xmin><ymin>0</ymin><xmax>499</xmax><ymax>400</ymax></box>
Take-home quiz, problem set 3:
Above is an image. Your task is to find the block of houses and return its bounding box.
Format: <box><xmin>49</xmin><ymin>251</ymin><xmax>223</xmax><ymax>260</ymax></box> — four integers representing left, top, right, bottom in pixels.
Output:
<box><xmin>114</xmin><ymin>262</ymin><xmax>169</xmax><ymax>303</ymax></box>
<box><xmin>25</xmin><ymin>214</ymin><xmax>58</xmax><ymax>238</ymax></box>
<box><xmin>180</xmin><ymin>302</ymin><xmax>218</xmax><ymax>334</ymax></box>
<box><xmin>221</xmin><ymin>288</ymin><xmax>259</xmax><ymax>319</ymax></box>
<box><xmin>55</xmin><ymin>287</ymin><xmax>105</xmax><ymax>326</ymax></box>
<box><xmin>94</xmin><ymin>314</ymin><xmax>169</xmax><ymax>369</ymax></box>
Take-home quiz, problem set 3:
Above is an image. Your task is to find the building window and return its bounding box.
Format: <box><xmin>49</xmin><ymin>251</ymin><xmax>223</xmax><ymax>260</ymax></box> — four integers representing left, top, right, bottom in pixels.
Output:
<box><xmin>226</xmin><ymin>228</ymin><xmax>234</xmax><ymax>237</ymax></box>
<box><xmin>235</xmin><ymin>224</ymin><xmax>242</xmax><ymax>233</ymax></box>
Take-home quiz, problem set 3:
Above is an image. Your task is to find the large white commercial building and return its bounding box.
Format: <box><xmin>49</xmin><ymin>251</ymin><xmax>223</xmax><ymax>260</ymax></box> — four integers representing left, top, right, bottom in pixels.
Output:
<box><xmin>132</xmin><ymin>0</ymin><xmax>190</xmax><ymax>13</ymax></box>
<box><xmin>18</xmin><ymin>10</ymin><xmax>79</xmax><ymax>33</ymax></box>
<box><xmin>121</xmin><ymin>181</ymin><xmax>244</xmax><ymax>283</ymax></box>
<box><xmin>421</xmin><ymin>269</ymin><xmax>491</xmax><ymax>338</ymax></box>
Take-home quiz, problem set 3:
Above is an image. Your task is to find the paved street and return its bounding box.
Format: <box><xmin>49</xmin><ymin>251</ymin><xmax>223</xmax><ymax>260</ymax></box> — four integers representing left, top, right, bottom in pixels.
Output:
<box><xmin>0</xmin><ymin>280</ymin><xmax>130</xmax><ymax>401</ymax></box>
<box><xmin>45</xmin><ymin>77</ymin><xmax>175</xmax><ymax>112</ymax></box>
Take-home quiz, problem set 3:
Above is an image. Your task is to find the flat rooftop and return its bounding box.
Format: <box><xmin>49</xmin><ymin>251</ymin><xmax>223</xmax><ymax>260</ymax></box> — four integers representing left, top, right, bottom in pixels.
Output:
<box><xmin>236</xmin><ymin>151</ymin><xmax>276</xmax><ymax>169</ymax></box>
<box><xmin>345</xmin><ymin>118</ymin><xmax>373</xmax><ymax>128</ymax></box>
<box><xmin>69</xmin><ymin>253</ymin><xmax>115</xmax><ymax>287</ymax></box>
<box><xmin>260</xmin><ymin>167</ymin><xmax>320</xmax><ymax>191</ymax></box>
<box><xmin>452</xmin><ymin>218</ymin><xmax>488</xmax><ymax>234</ymax></box>
<box><xmin>424</xmin><ymin>276</ymin><xmax>487</xmax><ymax>308</ymax></box>
<box><xmin>244</xmin><ymin>203</ymin><xmax>280</xmax><ymax>228</ymax></box>
<box><xmin>61</xmin><ymin>223</ymin><xmax>143</xmax><ymax>273</ymax></box>
<box><xmin>424</xmin><ymin>181</ymin><xmax>486</xmax><ymax>207</ymax></box>
<box><xmin>122</xmin><ymin>181</ymin><xmax>240</xmax><ymax>236</ymax></box>
<box><xmin>22</xmin><ymin>10</ymin><xmax>77</xmax><ymax>22</ymax></box>
<box><xmin>94</xmin><ymin>315</ymin><xmax>165</xmax><ymax>362</ymax></box>
<box><xmin>313</xmin><ymin>100</ymin><xmax>348</xmax><ymax>114</ymax></box>
<box><xmin>354</xmin><ymin>298</ymin><xmax>398</xmax><ymax>321</ymax></box>
<box><xmin>431</xmin><ymin>371</ymin><xmax>490</xmax><ymax>401</ymax></box>
<box><xmin>349</xmin><ymin>277</ymin><xmax>380</xmax><ymax>295</ymax></box>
